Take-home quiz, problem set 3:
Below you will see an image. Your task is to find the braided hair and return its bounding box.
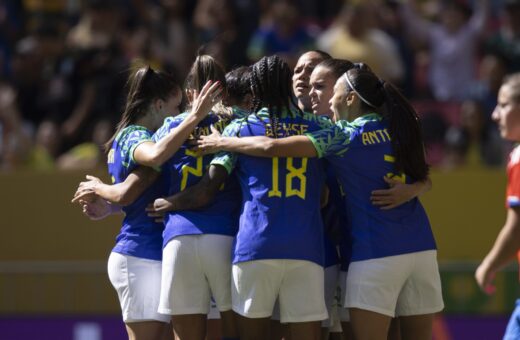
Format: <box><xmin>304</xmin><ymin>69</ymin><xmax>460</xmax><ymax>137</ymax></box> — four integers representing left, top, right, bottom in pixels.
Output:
<box><xmin>249</xmin><ymin>55</ymin><xmax>301</xmax><ymax>137</ymax></box>
<box><xmin>344</xmin><ymin>66</ymin><xmax>429</xmax><ymax>181</ymax></box>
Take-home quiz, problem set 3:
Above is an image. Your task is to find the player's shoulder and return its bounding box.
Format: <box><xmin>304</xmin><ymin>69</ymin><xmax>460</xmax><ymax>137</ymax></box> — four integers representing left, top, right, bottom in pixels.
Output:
<box><xmin>510</xmin><ymin>145</ymin><xmax>520</xmax><ymax>166</ymax></box>
<box><xmin>117</xmin><ymin>125</ymin><xmax>152</xmax><ymax>145</ymax></box>
<box><xmin>299</xmin><ymin>111</ymin><xmax>334</xmax><ymax>127</ymax></box>
<box><xmin>166</xmin><ymin>112</ymin><xmax>190</xmax><ymax>126</ymax></box>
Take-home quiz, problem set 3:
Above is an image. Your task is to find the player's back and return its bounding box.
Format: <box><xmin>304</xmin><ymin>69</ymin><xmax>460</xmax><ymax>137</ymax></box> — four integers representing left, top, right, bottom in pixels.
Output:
<box><xmin>224</xmin><ymin>107</ymin><xmax>332</xmax><ymax>265</ymax></box>
<box><xmin>153</xmin><ymin>111</ymin><xmax>241</xmax><ymax>247</ymax></box>
<box><xmin>325</xmin><ymin>114</ymin><xmax>436</xmax><ymax>261</ymax></box>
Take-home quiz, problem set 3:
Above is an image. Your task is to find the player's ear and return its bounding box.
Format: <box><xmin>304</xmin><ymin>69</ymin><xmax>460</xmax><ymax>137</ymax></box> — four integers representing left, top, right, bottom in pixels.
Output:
<box><xmin>186</xmin><ymin>89</ymin><xmax>194</xmax><ymax>104</ymax></box>
<box><xmin>346</xmin><ymin>91</ymin><xmax>357</xmax><ymax>107</ymax></box>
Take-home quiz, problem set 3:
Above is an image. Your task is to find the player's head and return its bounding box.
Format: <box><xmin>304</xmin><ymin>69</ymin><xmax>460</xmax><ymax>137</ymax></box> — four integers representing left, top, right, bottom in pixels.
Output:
<box><xmin>106</xmin><ymin>66</ymin><xmax>181</xmax><ymax>151</ymax></box>
<box><xmin>493</xmin><ymin>73</ymin><xmax>520</xmax><ymax>141</ymax></box>
<box><xmin>292</xmin><ymin>50</ymin><xmax>332</xmax><ymax>111</ymax></box>
<box><xmin>331</xmin><ymin>64</ymin><xmax>428</xmax><ymax>181</ymax></box>
<box><xmin>329</xmin><ymin>63</ymin><xmax>376</xmax><ymax>122</ymax></box>
<box><xmin>185</xmin><ymin>54</ymin><xmax>226</xmax><ymax>106</ymax></box>
<box><xmin>250</xmin><ymin>55</ymin><xmax>299</xmax><ymax>115</ymax></box>
<box><xmin>224</xmin><ymin>66</ymin><xmax>252</xmax><ymax>110</ymax></box>
<box><xmin>309</xmin><ymin>58</ymin><xmax>354</xmax><ymax>117</ymax></box>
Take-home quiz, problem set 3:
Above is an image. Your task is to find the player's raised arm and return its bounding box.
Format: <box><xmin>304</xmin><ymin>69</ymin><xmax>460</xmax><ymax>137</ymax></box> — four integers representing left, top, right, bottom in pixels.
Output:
<box><xmin>133</xmin><ymin>80</ymin><xmax>223</xmax><ymax>167</ymax></box>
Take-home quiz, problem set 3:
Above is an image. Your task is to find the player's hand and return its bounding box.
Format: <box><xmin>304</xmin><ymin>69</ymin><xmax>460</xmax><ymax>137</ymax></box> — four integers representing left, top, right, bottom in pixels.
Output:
<box><xmin>71</xmin><ymin>175</ymin><xmax>103</xmax><ymax>203</ymax></box>
<box><xmin>80</xmin><ymin>197</ymin><xmax>112</xmax><ymax>221</ymax></box>
<box><xmin>475</xmin><ymin>262</ymin><xmax>496</xmax><ymax>295</ymax></box>
<box><xmin>146</xmin><ymin>198</ymin><xmax>174</xmax><ymax>222</ymax></box>
<box><xmin>370</xmin><ymin>176</ymin><xmax>415</xmax><ymax>210</ymax></box>
<box><xmin>194</xmin><ymin>125</ymin><xmax>222</xmax><ymax>155</ymax></box>
<box><xmin>190</xmin><ymin>80</ymin><xmax>223</xmax><ymax>120</ymax></box>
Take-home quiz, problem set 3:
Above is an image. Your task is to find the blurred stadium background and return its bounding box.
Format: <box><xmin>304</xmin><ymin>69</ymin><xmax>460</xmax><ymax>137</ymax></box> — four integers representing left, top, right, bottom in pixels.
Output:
<box><xmin>1</xmin><ymin>0</ymin><xmax>520</xmax><ymax>339</ymax></box>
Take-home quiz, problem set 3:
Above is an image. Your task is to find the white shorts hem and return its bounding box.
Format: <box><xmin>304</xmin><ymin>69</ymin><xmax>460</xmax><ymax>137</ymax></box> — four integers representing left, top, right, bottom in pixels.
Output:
<box><xmin>281</xmin><ymin>312</ymin><xmax>329</xmax><ymax>324</ymax></box>
<box><xmin>232</xmin><ymin>307</ymin><xmax>272</xmax><ymax>319</ymax></box>
<box><xmin>346</xmin><ymin>303</ymin><xmax>395</xmax><ymax>318</ymax></box>
<box><xmin>217</xmin><ymin>305</ymin><xmax>233</xmax><ymax>312</ymax></box>
<box><xmin>124</xmin><ymin>317</ymin><xmax>170</xmax><ymax>323</ymax></box>
<box><xmin>169</xmin><ymin>307</ymin><xmax>211</xmax><ymax>316</ymax></box>
<box><xmin>396</xmin><ymin>304</ymin><xmax>445</xmax><ymax>317</ymax></box>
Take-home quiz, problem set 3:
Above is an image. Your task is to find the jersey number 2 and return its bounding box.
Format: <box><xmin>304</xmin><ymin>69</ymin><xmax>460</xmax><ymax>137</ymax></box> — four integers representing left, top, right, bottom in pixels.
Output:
<box><xmin>180</xmin><ymin>149</ymin><xmax>203</xmax><ymax>191</ymax></box>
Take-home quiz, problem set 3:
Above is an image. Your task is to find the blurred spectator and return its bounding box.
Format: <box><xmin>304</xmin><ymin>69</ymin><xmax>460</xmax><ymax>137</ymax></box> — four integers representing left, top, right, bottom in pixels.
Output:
<box><xmin>56</xmin><ymin>119</ymin><xmax>112</xmax><ymax>170</ymax></box>
<box><xmin>193</xmin><ymin>0</ymin><xmax>238</xmax><ymax>68</ymax></box>
<box><xmin>468</xmin><ymin>53</ymin><xmax>508</xmax><ymax>118</ymax></box>
<box><xmin>317</xmin><ymin>2</ymin><xmax>404</xmax><ymax>82</ymax></box>
<box><xmin>0</xmin><ymin>0</ymin><xmax>23</xmax><ymax>77</ymax></box>
<box><xmin>442</xmin><ymin>100</ymin><xmax>504</xmax><ymax>168</ymax></box>
<box><xmin>0</xmin><ymin>82</ymin><xmax>32</xmax><ymax>170</ymax></box>
<box><xmin>378</xmin><ymin>0</ymin><xmax>416</xmax><ymax>96</ymax></box>
<box><xmin>247</xmin><ymin>0</ymin><xmax>315</xmax><ymax>66</ymax></box>
<box><xmin>401</xmin><ymin>0</ymin><xmax>489</xmax><ymax>102</ymax></box>
<box><xmin>486</xmin><ymin>0</ymin><xmax>520</xmax><ymax>72</ymax></box>
<box><xmin>1</xmin><ymin>0</ymin><xmax>518</xmax><ymax>172</ymax></box>
<box><xmin>63</xmin><ymin>0</ymin><xmax>127</xmax><ymax>147</ymax></box>
<box><xmin>149</xmin><ymin>0</ymin><xmax>195</xmax><ymax>76</ymax></box>
<box><xmin>443</xmin><ymin>53</ymin><xmax>509</xmax><ymax>168</ymax></box>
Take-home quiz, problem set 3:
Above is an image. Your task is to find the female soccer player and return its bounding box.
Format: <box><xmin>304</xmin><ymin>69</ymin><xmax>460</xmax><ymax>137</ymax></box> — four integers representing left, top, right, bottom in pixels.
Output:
<box><xmin>475</xmin><ymin>73</ymin><xmax>520</xmax><ymax>340</ymax></box>
<box><xmin>72</xmin><ymin>66</ymin><xmax>221</xmax><ymax>340</ymax></box>
<box><xmin>292</xmin><ymin>50</ymin><xmax>332</xmax><ymax>112</ymax></box>
<box><xmin>152</xmin><ymin>55</ymin><xmax>332</xmax><ymax>340</ymax></box>
<box><xmin>196</xmin><ymin>65</ymin><xmax>444</xmax><ymax>340</ymax></box>
<box><xmin>151</xmin><ymin>55</ymin><xmax>241</xmax><ymax>340</ymax></box>
<box><xmin>75</xmin><ymin>57</ymin><xmax>238</xmax><ymax>340</ymax></box>
<box><xmin>308</xmin><ymin>59</ymin><xmax>432</xmax><ymax>340</ymax></box>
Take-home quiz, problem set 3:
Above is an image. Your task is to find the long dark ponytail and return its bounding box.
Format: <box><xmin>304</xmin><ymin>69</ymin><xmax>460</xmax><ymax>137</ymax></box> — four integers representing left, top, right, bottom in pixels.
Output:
<box><xmin>105</xmin><ymin>66</ymin><xmax>179</xmax><ymax>152</ymax></box>
<box><xmin>344</xmin><ymin>66</ymin><xmax>429</xmax><ymax>181</ymax></box>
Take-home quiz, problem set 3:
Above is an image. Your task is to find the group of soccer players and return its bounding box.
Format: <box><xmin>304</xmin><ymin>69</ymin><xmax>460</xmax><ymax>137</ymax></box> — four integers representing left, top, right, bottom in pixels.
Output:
<box><xmin>73</xmin><ymin>50</ymin><xmax>444</xmax><ymax>340</ymax></box>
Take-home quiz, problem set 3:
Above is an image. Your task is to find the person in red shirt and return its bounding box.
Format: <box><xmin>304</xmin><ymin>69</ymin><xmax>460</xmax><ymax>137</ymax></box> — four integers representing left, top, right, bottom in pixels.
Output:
<box><xmin>476</xmin><ymin>73</ymin><xmax>520</xmax><ymax>339</ymax></box>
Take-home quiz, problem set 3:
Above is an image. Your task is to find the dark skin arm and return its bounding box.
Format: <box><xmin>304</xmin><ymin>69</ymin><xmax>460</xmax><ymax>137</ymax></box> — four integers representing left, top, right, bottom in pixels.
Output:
<box><xmin>147</xmin><ymin>164</ymin><xmax>229</xmax><ymax>217</ymax></box>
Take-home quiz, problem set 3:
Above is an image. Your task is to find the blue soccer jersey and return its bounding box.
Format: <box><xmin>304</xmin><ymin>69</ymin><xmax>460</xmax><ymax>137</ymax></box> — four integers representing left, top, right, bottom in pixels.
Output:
<box><xmin>108</xmin><ymin>125</ymin><xmax>168</xmax><ymax>261</ymax></box>
<box><xmin>306</xmin><ymin>113</ymin><xmax>437</xmax><ymax>262</ymax></box>
<box><xmin>211</xmin><ymin>107</ymin><xmax>333</xmax><ymax>265</ymax></box>
<box><xmin>153</xmin><ymin>111</ymin><xmax>242</xmax><ymax>247</ymax></box>
<box><xmin>321</xmin><ymin>161</ymin><xmax>347</xmax><ymax>268</ymax></box>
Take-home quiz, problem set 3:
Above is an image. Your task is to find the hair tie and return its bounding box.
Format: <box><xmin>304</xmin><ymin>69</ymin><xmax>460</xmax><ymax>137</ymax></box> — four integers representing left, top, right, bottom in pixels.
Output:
<box><xmin>343</xmin><ymin>72</ymin><xmax>377</xmax><ymax>108</ymax></box>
